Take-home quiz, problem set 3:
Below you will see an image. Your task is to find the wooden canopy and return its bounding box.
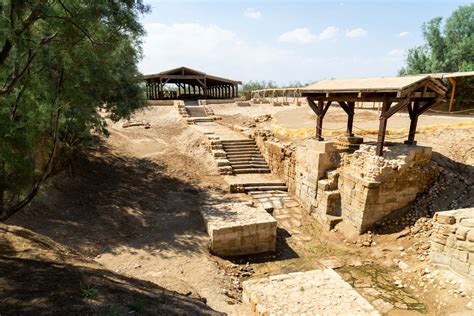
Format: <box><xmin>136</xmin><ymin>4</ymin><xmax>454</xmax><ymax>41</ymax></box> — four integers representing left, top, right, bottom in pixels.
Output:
<box><xmin>143</xmin><ymin>66</ymin><xmax>241</xmax><ymax>100</ymax></box>
<box><xmin>301</xmin><ymin>75</ymin><xmax>447</xmax><ymax>156</ymax></box>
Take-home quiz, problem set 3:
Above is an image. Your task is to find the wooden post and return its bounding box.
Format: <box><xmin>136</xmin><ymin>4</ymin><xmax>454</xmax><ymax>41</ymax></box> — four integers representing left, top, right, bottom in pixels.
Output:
<box><xmin>316</xmin><ymin>112</ymin><xmax>324</xmax><ymax>141</ymax></box>
<box><xmin>448</xmin><ymin>77</ymin><xmax>456</xmax><ymax>112</ymax></box>
<box><xmin>376</xmin><ymin>99</ymin><xmax>391</xmax><ymax>156</ymax></box>
<box><xmin>346</xmin><ymin>101</ymin><xmax>355</xmax><ymax>137</ymax></box>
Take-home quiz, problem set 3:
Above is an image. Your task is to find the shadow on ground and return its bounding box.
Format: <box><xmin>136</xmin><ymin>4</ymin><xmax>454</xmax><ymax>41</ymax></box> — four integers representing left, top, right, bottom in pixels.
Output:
<box><xmin>0</xmin><ymin>225</ymin><xmax>221</xmax><ymax>315</ymax></box>
<box><xmin>8</xmin><ymin>139</ymin><xmax>217</xmax><ymax>258</ymax></box>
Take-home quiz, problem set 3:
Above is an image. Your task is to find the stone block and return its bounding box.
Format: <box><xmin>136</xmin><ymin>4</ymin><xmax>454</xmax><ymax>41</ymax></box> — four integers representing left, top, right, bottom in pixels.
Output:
<box><xmin>200</xmin><ymin>203</ymin><xmax>277</xmax><ymax>256</ymax></box>
<box><xmin>456</xmin><ymin>226</ymin><xmax>470</xmax><ymax>240</ymax></box>
<box><xmin>436</xmin><ymin>224</ymin><xmax>457</xmax><ymax>236</ymax></box>
<box><xmin>446</xmin><ymin>235</ymin><xmax>457</xmax><ymax>248</ymax></box>
<box><xmin>461</xmin><ymin>218</ymin><xmax>474</xmax><ymax>228</ymax></box>
<box><xmin>430</xmin><ymin>251</ymin><xmax>452</xmax><ymax>266</ymax></box>
<box><xmin>306</xmin><ymin>140</ymin><xmax>336</xmax><ymax>153</ymax></box>
<box><xmin>451</xmin><ymin>258</ymin><xmax>470</xmax><ymax>274</ymax></box>
<box><xmin>457</xmin><ymin>240</ymin><xmax>474</xmax><ymax>252</ymax></box>
<box><xmin>435</xmin><ymin>212</ymin><xmax>456</xmax><ymax>225</ymax></box>
<box><xmin>430</xmin><ymin>241</ymin><xmax>444</xmax><ymax>252</ymax></box>
<box><xmin>467</xmin><ymin>230</ymin><xmax>474</xmax><ymax>242</ymax></box>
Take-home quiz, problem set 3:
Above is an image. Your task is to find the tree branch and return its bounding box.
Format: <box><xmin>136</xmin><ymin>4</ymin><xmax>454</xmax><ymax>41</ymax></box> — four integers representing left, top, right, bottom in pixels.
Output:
<box><xmin>0</xmin><ymin>33</ymin><xmax>57</xmax><ymax>97</ymax></box>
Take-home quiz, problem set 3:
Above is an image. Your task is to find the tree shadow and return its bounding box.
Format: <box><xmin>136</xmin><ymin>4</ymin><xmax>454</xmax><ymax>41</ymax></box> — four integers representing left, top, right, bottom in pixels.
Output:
<box><xmin>0</xmin><ymin>255</ymin><xmax>222</xmax><ymax>315</ymax></box>
<box><xmin>0</xmin><ymin>223</ymin><xmax>222</xmax><ymax>315</ymax></box>
<box><xmin>8</xmin><ymin>140</ymin><xmax>216</xmax><ymax>259</ymax></box>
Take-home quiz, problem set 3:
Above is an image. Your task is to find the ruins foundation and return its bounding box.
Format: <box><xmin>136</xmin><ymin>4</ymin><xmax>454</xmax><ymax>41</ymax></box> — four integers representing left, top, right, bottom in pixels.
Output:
<box><xmin>254</xmin><ymin>131</ymin><xmax>440</xmax><ymax>234</ymax></box>
<box><xmin>200</xmin><ymin>202</ymin><xmax>277</xmax><ymax>256</ymax></box>
<box><xmin>430</xmin><ymin>208</ymin><xmax>474</xmax><ymax>278</ymax></box>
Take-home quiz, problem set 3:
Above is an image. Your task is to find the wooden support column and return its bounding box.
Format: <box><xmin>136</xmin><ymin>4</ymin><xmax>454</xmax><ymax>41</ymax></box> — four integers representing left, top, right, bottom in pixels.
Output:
<box><xmin>376</xmin><ymin>99</ymin><xmax>391</xmax><ymax>156</ymax></box>
<box><xmin>405</xmin><ymin>99</ymin><xmax>437</xmax><ymax>145</ymax></box>
<box><xmin>347</xmin><ymin>101</ymin><xmax>355</xmax><ymax>137</ymax></box>
<box><xmin>339</xmin><ymin>101</ymin><xmax>355</xmax><ymax>137</ymax></box>
<box><xmin>406</xmin><ymin>101</ymin><xmax>419</xmax><ymax>145</ymax></box>
<box><xmin>448</xmin><ymin>78</ymin><xmax>456</xmax><ymax>112</ymax></box>
<box><xmin>308</xmin><ymin>98</ymin><xmax>332</xmax><ymax>141</ymax></box>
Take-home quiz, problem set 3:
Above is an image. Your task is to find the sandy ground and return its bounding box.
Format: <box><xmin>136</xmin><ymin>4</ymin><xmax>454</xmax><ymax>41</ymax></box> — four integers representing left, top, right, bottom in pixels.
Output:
<box><xmin>8</xmin><ymin>106</ymin><xmax>252</xmax><ymax>315</ymax></box>
<box><xmin>4</xmin><ymin>103</ymin><xmax>474</xmax><ymax>315</ymax></box>
<box><xmin>210</xmin><ymin>102</ymin><xmax>474</xmax><ymax>138</ymax></box>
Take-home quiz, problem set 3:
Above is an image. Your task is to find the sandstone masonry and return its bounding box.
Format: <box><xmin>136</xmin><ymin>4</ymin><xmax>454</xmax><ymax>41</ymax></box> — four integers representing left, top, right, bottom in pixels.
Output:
<box><xmin>430</xmin><ymin>208</ymin><xmax>474</xmax><ymax>278</ymax></box>
<box><xmin>242</xmin><ymin>269</ymin><xmax>379</xmax><ymax>315</ymax></box>
<box><xmin>253</xmin><ymin>130</ymin><xmax>439</xmax><ymax>234</ymax></box>
<box><xmin>200</xmin><ymin>202</ymin><xmax>277</xmax><ymax>256</ymax></box>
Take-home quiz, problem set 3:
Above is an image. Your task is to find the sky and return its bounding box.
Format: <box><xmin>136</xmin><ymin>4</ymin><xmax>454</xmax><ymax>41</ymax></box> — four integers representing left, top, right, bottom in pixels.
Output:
<box><xmin>138</xmin><ymin>0</ymin><xmax>471</xmax><ymax>85</ymax></box>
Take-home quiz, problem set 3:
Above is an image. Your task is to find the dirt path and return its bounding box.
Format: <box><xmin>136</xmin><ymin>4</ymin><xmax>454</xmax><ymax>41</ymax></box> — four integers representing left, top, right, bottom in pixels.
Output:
<box><xmin>9</xmin><ymin>107</ymin><xmax>251</xmax><ymax>314</ymax></box>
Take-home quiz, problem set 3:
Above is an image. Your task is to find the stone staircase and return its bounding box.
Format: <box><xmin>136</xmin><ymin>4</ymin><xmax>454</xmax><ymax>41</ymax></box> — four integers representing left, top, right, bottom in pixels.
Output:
<box><xmin>221</xmin><ymin>139</ymin><xmax>271</xmax><ymax>174</ymax></box>
<box><xmin>313</xmin><ymin>169</ymin><xmax>342</xmax><ymax>230</ymax></box>
<box><xmin>185</xmin><ymin>105</ymin><xmax>214</xmax><ymax>124</ymax></box>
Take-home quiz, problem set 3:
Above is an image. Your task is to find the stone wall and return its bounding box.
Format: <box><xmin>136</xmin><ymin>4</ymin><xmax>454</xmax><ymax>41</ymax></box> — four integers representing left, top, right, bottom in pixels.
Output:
<box><xmin>253</xmin><ymin>132</ymin><xmax>439</xmax><ymax>235</ymax></box>
<box><xmin>254</xmin><ymin>133</ymin><xmax>337</xmax><ymax>212</ymax></box>
<box><xmin>337</xmin><ymin>144</ymin><xmax>438</xmax><ymax>233</ymax></box>
<box><xmin>430</xmin><ymin>208</ymin><xmax>474</xmax><ymax>278</ymax></box>
<box><xmin>200</xmin><ymin>202</ymin><xmax>277</xmax><ymax>256</ymax></box>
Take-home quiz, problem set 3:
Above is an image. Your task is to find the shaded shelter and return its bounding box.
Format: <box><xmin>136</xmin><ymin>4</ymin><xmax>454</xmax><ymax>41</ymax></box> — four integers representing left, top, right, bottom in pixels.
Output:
<box><xmin>143</xmin><ymin>66</ymin><xmax>241</xmax><ymax>100</ymax></box>
<box><xmin>301</xmin><ymin>75</ymin><xmax>447</xmax><ymax>156</ymax></box>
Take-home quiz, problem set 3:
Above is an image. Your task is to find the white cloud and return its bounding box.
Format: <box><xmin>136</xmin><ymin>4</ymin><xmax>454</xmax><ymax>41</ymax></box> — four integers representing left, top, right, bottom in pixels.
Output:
<box><xmin>139</xmin><ymin>22</ymin><xmax>405</xmax><ymax>84</ymax></box>
<box><xmin>244</xmin><ymin>8</ymin><xmax>261</xmax><ymax>19</ymax></box>
<box><xmin>398</xmin><ymin>31</ymin><xmax>410</xmax><ymax>37</ymax></box>
<box><xmin>346</xmin><ymin>27</ymin><xmax>368</xmax><ymax>38</ymax></box>
<box><xmin>318</xmin><ymin>26</ymin><xmax>339</xmax><ymax>40</ymax></box>
<box><xmin>278</xmin><ymin>28</ymin><xmax>317</xmax><ymax>44</ymax></box>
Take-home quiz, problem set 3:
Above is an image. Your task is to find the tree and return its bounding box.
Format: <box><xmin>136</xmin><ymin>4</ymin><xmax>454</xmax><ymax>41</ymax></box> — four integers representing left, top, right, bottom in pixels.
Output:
<box><xmin>400</xmin><ymin>4</ymin><xmax>473</xmax><ymax>110</ymax></box>
<box><xmin>0</xmin><ymin>1</ymin><xmax>149</xmax><ymax>220</ymax></box>
<box><xmin>241</xmin><ymin>80</ymin><xmax>278</xmax><ymax>92</ymax></box>
<box><xmin>400</xmin><ymin>4</ymin><xmax>473</xmax><ymax>75</ymax></box>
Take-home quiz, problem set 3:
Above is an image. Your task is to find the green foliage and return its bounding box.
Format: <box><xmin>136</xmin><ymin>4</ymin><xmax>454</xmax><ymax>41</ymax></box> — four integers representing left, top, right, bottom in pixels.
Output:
<box><xmin>80</xmin><ymin>283</ymin><xmax>98</xmax><ymax>299</ymax></box>
<box><xmin>399</xmin><ymin>4</ymin><xmax>474</xmax><ymax>110</ymax></box>
<box><xmin>0</xmin><ymin>1</ymin><xmax>149</xmax><ymax>219</ymax></box>
<box><xmin>400</xmin><ymin>4</ymin><xmax>474</xmax><ymax>75</ymax></box>
<box><xmin>241</xmin><ymin>80</ymin><xmax>278</xmax><ymax>91</ymax></box>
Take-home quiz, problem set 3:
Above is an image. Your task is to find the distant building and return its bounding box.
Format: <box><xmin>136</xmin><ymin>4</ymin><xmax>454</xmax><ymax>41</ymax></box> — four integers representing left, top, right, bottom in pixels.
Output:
<box><xmin>143</xmin><ymin>66</ymin><xmax>241</xmax><ymax>100</ymax></box>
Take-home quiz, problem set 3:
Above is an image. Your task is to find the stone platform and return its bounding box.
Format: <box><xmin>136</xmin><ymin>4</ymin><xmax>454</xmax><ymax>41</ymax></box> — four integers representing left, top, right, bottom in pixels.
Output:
<box><xmin>200</xmin><ymin>202</ymin><xmax>277</xmax><ymax>256</ymax></box>
<box><xmin>242</xmin><ymin>269</ymin><xmax>379</xmax><ymax>316</ymax></box>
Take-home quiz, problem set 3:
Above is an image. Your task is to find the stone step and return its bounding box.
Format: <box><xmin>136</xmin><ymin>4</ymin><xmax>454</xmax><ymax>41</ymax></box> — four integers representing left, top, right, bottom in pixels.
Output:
<box><xmin>242</xmin><ymin>182</ymin><xmax>286</xmax><ymax>188</ymax></box>
<box><xmin>232</xmin><ymin>164</ymin><xmax>269</xmax><ymax>169</ymax></box>
<box><xmin>230</xmin><ymin>160</ymin><xmax>268</xmax><ymax>165</ymax></box>
<box><xmin>244</xmin><ymin>185</ymin><xmax>288</xmax><ymax>192</ymax></box>
<box><xmin>226</xmin><ymin>152</ymin><xmax>260</xmax><ymax>157</ymax></box>
<box><xmin>222</xmin><ymin>143</ymin><xmax>257</xmax><ymax>148</ymax></box>
<box><xmin>223</xmin><ymin>146</ymin><xmax>258</xmax><ymax>151</ymax></box>
<box><xmin>234</xmin><ymin>168</ymin><xmax>271</xmax><ymax>174</ymax></box>
<box><xmin>221</xmin><ymin>140</ymin><xmax>255</xmax><ymax>145</ymax></box>
<box><xmin>228</xmin><ymin>158</ymin><xmax>266</xmax><ymax>162</ymax></box>
<box><xmin>190</xmin><ymin>117</ymin><xmax>213</xmax><ymax>122</ymax></box>
<box><xmin>223</xmin><ymin>147</ymin><xmax>258</xmax><ymax>153</ymax></box>
<box><xmin>226</xmin><ymin>154</ymin><xmax>264</xmax><ymax>159</ymax></box>
<box><xmin>230</xmin><ymin>162</ymin><xmax>268</xmax><ymax>167</ymax></box>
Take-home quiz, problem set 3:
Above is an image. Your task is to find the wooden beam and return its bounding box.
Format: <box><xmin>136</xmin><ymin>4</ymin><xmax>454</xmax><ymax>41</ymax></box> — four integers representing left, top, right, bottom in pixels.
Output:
<box><xmin>381</xmin><ymin>99</ymin><xmax>411</xmax><ymax>120</ymax></box>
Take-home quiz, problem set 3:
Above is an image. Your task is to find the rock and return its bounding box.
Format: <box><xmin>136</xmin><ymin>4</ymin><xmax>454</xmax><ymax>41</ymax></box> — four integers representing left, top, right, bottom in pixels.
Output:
<box><xmin>398</xmin><ymin>261</ymin><xmax>410</xmax><ymax>271</ymax></box>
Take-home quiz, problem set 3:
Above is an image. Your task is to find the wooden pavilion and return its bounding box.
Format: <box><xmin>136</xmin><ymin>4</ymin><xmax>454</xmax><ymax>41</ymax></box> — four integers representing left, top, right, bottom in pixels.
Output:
<box><xmin>301</xmin><ymin>75</ymin><xmax>447</xmax><ymax>156</ymax></box>
<box><xmin>143</xmin><ymin>66</ymin><xmax>241</xmax><ymax>100</ymax></box>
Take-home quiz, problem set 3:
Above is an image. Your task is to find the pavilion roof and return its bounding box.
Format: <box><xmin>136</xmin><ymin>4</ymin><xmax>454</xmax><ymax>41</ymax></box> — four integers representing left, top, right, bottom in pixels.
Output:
<box><xmin>143</xmin><ymin>66</ymin><xmax>241</xmax><ymax>85</ymax></box>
